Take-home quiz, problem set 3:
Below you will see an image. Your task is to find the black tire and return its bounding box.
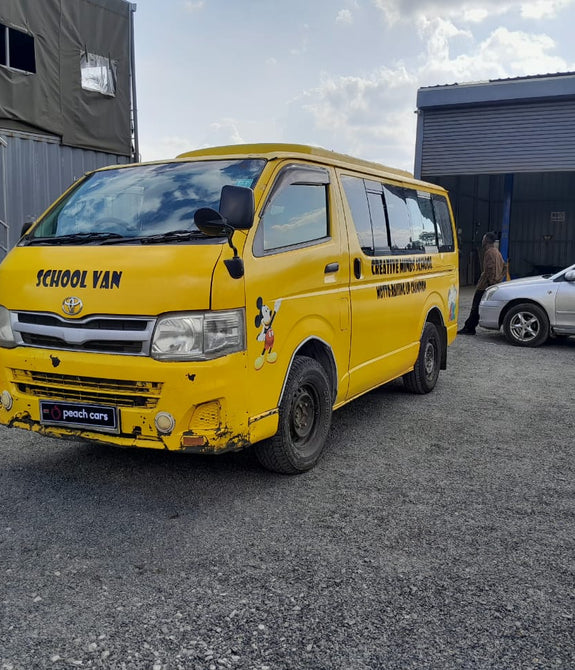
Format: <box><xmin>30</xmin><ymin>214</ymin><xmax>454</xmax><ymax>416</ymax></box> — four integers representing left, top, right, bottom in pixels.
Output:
<box><xmin>254</xmin><ymin>356</ymin><xmax>333</xmax><ymax>474</ymax></box>
<box><xmin>403</xmin><ymin>322</ymin><xmax>441</xmax><ymax>394</ymax></box>
<box><xmin>502</xmin><ymin>302</ymin><xmax>549</xmax><ymax>347</ymax></box>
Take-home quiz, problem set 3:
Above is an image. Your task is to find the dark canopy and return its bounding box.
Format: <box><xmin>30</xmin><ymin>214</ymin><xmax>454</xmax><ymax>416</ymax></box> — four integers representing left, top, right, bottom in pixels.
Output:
<box><xmin>0</xmin><ymin>0</ymin><xmax>133</xmax><ymax>156</ymax></box>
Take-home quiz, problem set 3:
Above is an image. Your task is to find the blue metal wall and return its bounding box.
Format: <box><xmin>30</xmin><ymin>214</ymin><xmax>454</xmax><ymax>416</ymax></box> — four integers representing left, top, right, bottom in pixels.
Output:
<box><xmin>0</xmin><ymin>129</ymin><xmax>128</xmax><ymax>258</ymax></box>
<box><xmin>432</xmin><ymin>173</ymin><xmax>575</xmax><ymax>281</ymax></box>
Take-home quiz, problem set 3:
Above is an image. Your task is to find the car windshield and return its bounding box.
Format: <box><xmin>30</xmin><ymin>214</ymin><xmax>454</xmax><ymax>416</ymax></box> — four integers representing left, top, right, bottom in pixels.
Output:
<box><xmin>25</xmin><ymin>159</ymin><xmax>266</xmax><ymax>244</ymax></box>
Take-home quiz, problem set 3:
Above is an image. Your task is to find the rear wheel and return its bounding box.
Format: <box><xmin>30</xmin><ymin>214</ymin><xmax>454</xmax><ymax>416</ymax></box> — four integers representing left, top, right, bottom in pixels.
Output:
<box><xmin>403</xmin><ymin>322</ymin><xmax>441</xmax><ymax>394</ymax></box>
<box><xmin>254</xmin><ymin>356</ymin><xmax>332</xmax><ymax>474</ymax></box>
<box><xmin>502</xmin><ymin>303</ymin><xmax>549</xmax><ymax>347</ymax></box>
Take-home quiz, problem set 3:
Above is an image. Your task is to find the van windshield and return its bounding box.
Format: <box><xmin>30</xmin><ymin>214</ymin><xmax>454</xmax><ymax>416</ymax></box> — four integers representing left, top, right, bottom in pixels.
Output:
<box><xmin>25</xmin><ymin>159</ymin><xmax>266</xmax><ymax>244</ymax></box>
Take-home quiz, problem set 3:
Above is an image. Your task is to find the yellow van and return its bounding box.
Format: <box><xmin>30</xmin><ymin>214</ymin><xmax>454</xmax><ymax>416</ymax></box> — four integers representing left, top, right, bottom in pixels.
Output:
<box><xmin>0</xmin><ymin>144</ymin><xmax>458</xmax><ymax>473</ymax></box>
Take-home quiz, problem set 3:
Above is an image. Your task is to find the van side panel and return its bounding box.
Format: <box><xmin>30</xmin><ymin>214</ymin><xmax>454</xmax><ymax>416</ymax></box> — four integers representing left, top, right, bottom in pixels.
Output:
<box><xmin>242</xmin><ymin>163</ymin><xmax>351</xmax><ymax>431</ymax></box>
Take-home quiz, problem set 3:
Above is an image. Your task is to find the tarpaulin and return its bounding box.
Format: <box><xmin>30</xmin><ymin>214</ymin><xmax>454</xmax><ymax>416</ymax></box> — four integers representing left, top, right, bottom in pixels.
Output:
<box><xmin>0</xmin><ymin>0</ymin><xmax>132</xmax><ymax>156</ymax></box>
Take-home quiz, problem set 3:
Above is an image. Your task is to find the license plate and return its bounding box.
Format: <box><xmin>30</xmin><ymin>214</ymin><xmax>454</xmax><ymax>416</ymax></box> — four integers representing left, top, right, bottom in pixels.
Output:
<box><xmin>40</xmin><ymin>400</ymin><xmax>119</xmax><ymax>433</ymax></box>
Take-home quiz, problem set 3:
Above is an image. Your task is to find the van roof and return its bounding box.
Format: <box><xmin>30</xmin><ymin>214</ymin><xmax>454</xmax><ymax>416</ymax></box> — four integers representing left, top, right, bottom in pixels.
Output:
<box><xmin>176</xmin><ymin>143</ymin><xmax>423</xmax><ymax>184</ymax></box>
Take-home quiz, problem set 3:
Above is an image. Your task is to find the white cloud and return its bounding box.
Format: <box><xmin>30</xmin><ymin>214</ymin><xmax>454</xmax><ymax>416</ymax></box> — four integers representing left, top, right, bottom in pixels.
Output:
<box><xmin>140</xmin><ymin>136</ymin><xmax>193</xmax><ymax>162</ymax></box>
<box><xmin>288</xmin><ymin>67</ymin><xmax>419</xmax><ymax>168</ymax></box>
<box><xmin>207</xmin><ymin>119</ymin><xmax>244</xmax><ymax>146</ymax></box>
<box><xmin>462</xmin><ymin>8</ymin><xmax>489</xmax><ymax>21</ymax></box>
<box><xmin>336</xmin><ymin>9</ymin><xmax>353</xmax><ymax>23</ymax></box>
<box><xmin>419</xmin><ymin>25</ymin><xmax>569</xmax><ymax>83</ymax></box>
<box><xmin>183</xmin><ymin>1</ymin><xmax>205</xmax><ymax>11</ymax></box>
<box><xmin>520</xmin><ymin>0</ymin><xmax>574</xmax><ymax>18</ymax></box>
<box><xmin>286</xmin><ymin>11</ymin><xmax>572</xmax><ymax>171</ymax></box>
<box><xmin>373</xmin><ymin>0</ymin><xmax>575</xmax><ymax>23</ymax></box>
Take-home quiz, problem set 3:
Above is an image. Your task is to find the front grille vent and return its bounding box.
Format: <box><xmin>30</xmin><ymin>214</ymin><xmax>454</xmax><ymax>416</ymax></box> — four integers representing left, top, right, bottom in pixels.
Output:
<box><xmin>12</xmin><ymin>311</ymin><xmax>155</xmax><ymax>356</ymax></box>
<box><xmin>11</xmin><ymin>369</ymin><xmax>162</xmax><ymax>408</ymax></box>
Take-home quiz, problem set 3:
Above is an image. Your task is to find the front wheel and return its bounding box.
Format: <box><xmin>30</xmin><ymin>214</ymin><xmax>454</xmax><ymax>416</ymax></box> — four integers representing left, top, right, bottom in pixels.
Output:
<box><xmin>502</xmin><ymin>303</ymin><xmax>549</xmax><ymax>347</ymax></box>
<box><xmin>254</xmin><ymin>356</ymin><xmax>333</xmax><ymax>474</ymax></box>
<box><xmin>403</xmin><ymin>322</ymin><xmax>441</xmax><ymax>394</ymax></box>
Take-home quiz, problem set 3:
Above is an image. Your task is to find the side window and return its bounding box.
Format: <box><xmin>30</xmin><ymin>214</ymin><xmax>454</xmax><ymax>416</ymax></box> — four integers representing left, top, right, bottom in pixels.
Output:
<box><xmin>255</xmin><ymin>165</ymin><xmax>330</xmax><ymax>254</ymax></box>
<box><xmin>341</xmin><ymin>175</ymin><xmax>374</xmax><ymax>254</ymax></box>
<box><xmin>383</xmin><ymin>185</ymin><xmax>412</xmax><ymax>252</ymax></box>
<box><xmin>341</xmin><ymin>175</ymin><xmax>390</xmax><ymax>256</ymax></box>
<box><xmin>405</xmin><ymin>190</ymin><xmax>439</xmax><ymax>253</ymax></box>
<box><xmin>0</xmin><ymin>23</ymin><xmax>36</xmax><ymax>74</ymax></box>
<box><xmin>366</xmin><ymin>191</ymin><xmax>390</xmax><ymax>255</ymax></box>
<box><xmin>432</xmin><ymin>195</ymin><xmax>455</xmax><ymax>252</ymax></box>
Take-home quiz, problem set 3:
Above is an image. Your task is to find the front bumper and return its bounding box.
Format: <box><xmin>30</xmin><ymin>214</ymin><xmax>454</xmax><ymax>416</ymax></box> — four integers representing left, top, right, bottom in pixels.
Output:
<box><xmin>0</xmin><ymin>346</ymin><xmax>253</xmax><ymax>453</ymax></box>
<box><xmin>478</xmin><ymin>300</ymin><xmax>505</xmax><ymax>330</ymax></box>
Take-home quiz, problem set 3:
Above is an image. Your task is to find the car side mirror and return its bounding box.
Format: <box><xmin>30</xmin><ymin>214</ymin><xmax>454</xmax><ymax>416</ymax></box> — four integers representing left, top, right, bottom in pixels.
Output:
<box><xmin>193</xmin><ymin>204</ymin><xmax>246</xmax><ymax>280</ymax></box>
<box><xmin>219</xmin><ymin>185</ymin><xmax>254</xmax><ymax>230</ymax></box>
<box><xmin>564</xmin><ymin>270</ymin><xmax>575</xmax><ymax>282</ymax></box>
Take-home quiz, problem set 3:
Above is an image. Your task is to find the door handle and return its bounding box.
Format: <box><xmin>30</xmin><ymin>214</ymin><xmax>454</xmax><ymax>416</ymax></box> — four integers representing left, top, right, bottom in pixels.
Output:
<box><xmin>324</xmin><ymin>262</ymin><xmax>339</xmax><ymax>274</ymax></box>
<box><xmin>353</xmin><ymin>258</ymin><xmax>361</xmax><ymax>279</ymax></box>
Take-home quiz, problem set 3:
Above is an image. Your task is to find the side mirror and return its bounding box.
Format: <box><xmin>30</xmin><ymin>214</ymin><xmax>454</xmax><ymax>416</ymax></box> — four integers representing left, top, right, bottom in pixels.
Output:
<box><xmin>564</xmin><ymin>270</ymin><xmax>575</xmax><ymax>282</ymax></box>
<box><xmin>219</xmin><ymin>185</ymin><xmax>254</xmax><ymax>229</ymax></box>
<box><xmin>194</xmin><ymin>208</ymin><xmax>227</xmax><ymax>237</ymax></box>
<box><xmin>193</xmin><ymin>203</ymin><xmax>247</xmax><ymax>280</ymax></box>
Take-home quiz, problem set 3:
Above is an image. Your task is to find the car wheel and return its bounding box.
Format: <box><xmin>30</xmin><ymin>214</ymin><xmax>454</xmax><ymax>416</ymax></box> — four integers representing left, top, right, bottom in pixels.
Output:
<box><xmin>254</xmin><ymin>356</ymin><xmax>333</xmax><ymax>474</ymax></box>
<box><xmin>502</xmin><ymin>302</ymin><xmax>549</xmax><ymax>347</ymax></box>
<box><xmin>403</xmin><ymin>322</ymin><xmax>441</xmax><ymax>394</ymax></box>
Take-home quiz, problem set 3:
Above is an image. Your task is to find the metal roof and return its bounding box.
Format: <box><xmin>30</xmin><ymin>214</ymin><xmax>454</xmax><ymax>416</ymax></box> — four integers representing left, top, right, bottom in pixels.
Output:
<box><xmin>417</xmin><ymin>71</ymin><xmax>575</xmax><ymax>109</ymax></box>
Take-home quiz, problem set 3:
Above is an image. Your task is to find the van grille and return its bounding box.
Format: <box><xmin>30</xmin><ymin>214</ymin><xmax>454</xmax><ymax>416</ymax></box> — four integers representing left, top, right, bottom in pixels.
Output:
<box><xmin>11</xmin><ymin>369</ymin><xmax>162</xmax><ymax>408</ymax></box>
<box><xmin>12</xmin><ymin>312</ymin><xmax>155</xmax><ymax>356</ymax></box>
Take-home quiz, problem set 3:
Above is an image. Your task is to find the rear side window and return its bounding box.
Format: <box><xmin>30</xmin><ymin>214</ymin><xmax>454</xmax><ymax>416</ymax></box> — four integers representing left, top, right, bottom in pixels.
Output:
<box><xmin>383</xmin><ymin>185</ymin><xmax>412</xmax><ymax>252</ymax></box>
<box><xmin>342</xmin><ymin>173</ymin><xmax>453</xmax><ymax>256</ymax></box>
<box><xmin>406</xmin><ymin>191</ymin><xmax>438</xmax><ymax>253</ymax></box>
<box><xmin>432</xmin><ymin>195</ymin><xmax>455</xmax><ymax>252</ymax></box>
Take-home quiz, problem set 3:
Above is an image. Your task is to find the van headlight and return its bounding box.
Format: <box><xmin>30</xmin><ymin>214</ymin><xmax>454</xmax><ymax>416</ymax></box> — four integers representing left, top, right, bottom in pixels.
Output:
<box><xmin>151</xmin><ymin>309</ymin><xmax>245</xmax><ymax>361</ymax></box>
<box><xmin>0</xmin><ymin>306</ymin><xmax>16</xmax><ymax>348</ymax></box>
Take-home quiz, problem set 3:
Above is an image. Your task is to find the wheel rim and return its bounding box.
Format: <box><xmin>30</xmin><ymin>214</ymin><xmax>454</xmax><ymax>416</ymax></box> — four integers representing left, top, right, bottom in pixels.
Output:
<box><xmin>423</xmin><ymin>340</ymin><xmax>437</xmax><ymax>381</ymax></box>
<box><xmin>510</xmin><ymin>311</ymin><xmax>540</xmax><ymax>342</ymax></box>
<box><xmin>289</xmin><ymin>384</ymin><xmax>318</xmax><ymax>456</ymax></box>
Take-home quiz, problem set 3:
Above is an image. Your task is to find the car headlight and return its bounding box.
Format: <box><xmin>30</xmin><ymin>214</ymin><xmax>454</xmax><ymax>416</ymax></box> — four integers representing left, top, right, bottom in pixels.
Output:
<box><xmin>482</xmin><ymin>286</ymin><xmax>500</xmax><ymax>302</ymax></box>
<box><xmin>151</xmin><ymin>309</ymin><xmax>245</xmax><ymax>361</ymax></box>
<box><xmin>0</xmin><ymin>306</ymin><xmax>16</xmax><ymax>348</ymax></box>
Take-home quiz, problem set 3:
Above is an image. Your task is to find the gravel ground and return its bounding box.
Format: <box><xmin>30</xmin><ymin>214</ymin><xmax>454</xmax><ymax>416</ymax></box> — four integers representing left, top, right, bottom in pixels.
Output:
<box><xmin>1</xmin><ymin>287</ymin><xmax>574</xmax><ymax>670</ymax></box>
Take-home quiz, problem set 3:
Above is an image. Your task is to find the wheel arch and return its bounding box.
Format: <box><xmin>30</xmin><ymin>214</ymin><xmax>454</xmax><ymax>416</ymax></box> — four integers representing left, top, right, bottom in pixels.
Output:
<box><xmin>424</xmin><ymin>306</ymin><xmax>447</xmax><ymax>370</ymax></box>
<box><xmin>280</xmin><ymin>337</ymin><xmax>338</xmax><ymax>406</ymax></box>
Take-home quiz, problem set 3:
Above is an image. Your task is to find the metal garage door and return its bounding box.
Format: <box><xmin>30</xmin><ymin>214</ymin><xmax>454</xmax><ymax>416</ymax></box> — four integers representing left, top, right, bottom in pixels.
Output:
<box><xmin>419</xmin><ymin>99</ymin><xmax>575</xmax><ymax>176</ymax></box>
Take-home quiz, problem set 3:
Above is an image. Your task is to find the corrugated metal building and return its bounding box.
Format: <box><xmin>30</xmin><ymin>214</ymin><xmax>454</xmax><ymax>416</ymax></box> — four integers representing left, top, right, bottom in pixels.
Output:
<box><xmin>414</xmin><ymin>72</ymin><xmax>575</xmax><ymax>284</ymax></box>
<box><xmin>0</xmin><ymin>0</ymin><xmax>138</xmax><ymax>258</ymax></box>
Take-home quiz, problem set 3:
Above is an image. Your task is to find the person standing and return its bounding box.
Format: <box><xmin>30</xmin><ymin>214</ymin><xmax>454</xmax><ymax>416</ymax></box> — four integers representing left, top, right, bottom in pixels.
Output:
<box><xmin>458</xmin><ymin>232</ymin><xmax>506</xmax><ymax>335</ymax></box>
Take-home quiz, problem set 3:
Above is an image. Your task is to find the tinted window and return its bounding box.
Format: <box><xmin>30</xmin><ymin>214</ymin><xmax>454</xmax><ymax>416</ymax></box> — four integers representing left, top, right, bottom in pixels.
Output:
<box><xmin>367</xmin><ymin>192</ymin><xmax>390</xmax><ymax>255</ymax></box>
<box><xmin>405</xmin><ymin>190</ymin><xmax>438</xmax><ymax>253</ymax></box>
<box><xmin>383</xmin><ymin>185</ymin><xmax>412</xmax><ymax>252</ymax></box>
<box><xmin>432</xmin><ymin>195</ymin><xmax>455</xmax><ymax>252</ymax></box>
<box><xmin>341</xmin><ymin>175</ymin><xmax>374</xmax><ymax>254</ymax></box>
<box><xmin>261</xmin><ymin>183</ymin><xmax>328</xmax><ymax>251</ymax></box>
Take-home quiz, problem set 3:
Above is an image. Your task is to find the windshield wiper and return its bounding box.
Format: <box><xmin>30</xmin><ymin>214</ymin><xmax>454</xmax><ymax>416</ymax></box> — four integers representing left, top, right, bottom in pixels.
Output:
<box><xmin>137</xmin><ymin>229</ymin><xmax>213</xmax><ymax>244</ymax></box>
<box><xmin>26</xmin><ymin>232</ymin><xmax>126</xmax><ymax>246</ymax></box>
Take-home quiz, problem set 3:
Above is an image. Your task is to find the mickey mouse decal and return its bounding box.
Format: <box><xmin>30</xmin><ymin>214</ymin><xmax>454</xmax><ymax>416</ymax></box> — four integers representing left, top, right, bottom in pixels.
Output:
<box><xmin>255</xmin><ymin>297</ymin><xmax>282</xmax><ymax>370</ymax></box>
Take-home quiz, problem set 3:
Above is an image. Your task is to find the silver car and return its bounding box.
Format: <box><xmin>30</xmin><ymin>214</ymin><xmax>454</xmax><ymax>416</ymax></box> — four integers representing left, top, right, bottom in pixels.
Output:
<box><xmin>479</xmin><ymin>264</ymin><xmax>575</xmax><ymax>347</ymax></box>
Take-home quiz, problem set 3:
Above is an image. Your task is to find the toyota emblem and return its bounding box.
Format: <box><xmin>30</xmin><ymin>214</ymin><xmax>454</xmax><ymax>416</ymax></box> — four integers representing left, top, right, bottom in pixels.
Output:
<box><xmin>62</xmin><ymin>296</ymin><xmax>83</xmax><ymax>316</ymax></box>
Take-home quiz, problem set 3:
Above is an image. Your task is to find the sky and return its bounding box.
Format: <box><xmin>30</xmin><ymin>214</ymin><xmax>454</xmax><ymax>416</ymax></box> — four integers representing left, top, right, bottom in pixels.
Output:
<box><xmin>133</xmin><ymin>0</ymin><xmax>575</xmax><ymax>172</ymax></box>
